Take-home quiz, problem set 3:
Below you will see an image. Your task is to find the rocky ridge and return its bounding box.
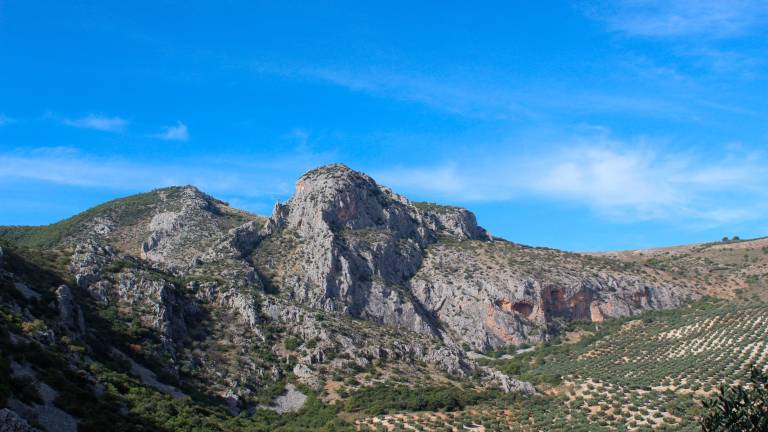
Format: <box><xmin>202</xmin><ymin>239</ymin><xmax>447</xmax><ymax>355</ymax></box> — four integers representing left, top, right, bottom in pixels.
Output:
<box><xmin>0</xmin><ymin>163</ymin><xmax>698</xmax><ymax>429</ymax></box>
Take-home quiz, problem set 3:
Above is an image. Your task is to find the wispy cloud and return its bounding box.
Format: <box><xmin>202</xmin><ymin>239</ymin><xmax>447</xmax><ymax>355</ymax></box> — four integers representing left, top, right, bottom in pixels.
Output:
<box><xmin>688</xmin><ymin>48</ymin><xmax>763</xmax><ymax>78</ymax></box>
<box><xmin>0</xmin><ymin>114</ymin><xmax>14</xmax><ymax>126</ymax></box>
<box><xmin>255</xmin><ymin>55</ymin><xmax>755</xmax><ymax>123</ymax></box>
<box><xmin>3</xmin><ymin>138</ymin><xmax>765</xmax><ymax>229</ymax></box>
<box><xmin>304</xmin><ymin>67</ymin><xmax>532</xmax><ymax>120</ymax></box>
<box><xmin>579</xmin><ymin>1</ymin><xmax>768</xmax><ymax>95</ymax></box>
<box><xmin>61</xmin><ymin>114</ymin><xmax>128</xmax><ymax>132</ymax></box>
<box><xmin>375</xmin><ymin>135</ymin><xmax>768</xmax><ymax>225</ymax></box>
<box><xmin>291</xmin><ymin>65</ymin><xmax>717</xmax><ymax>122</ymax></box>
<box><xmin>0</xmin><ymin>146</ymin><xmax>333</xmax><ymax>204</ymax></box>
<box><xmin>585</xmin><ymin>0</ymin><xmax>768</xmax><ymax>39</ymax></box>
<box><xmin>151</xmin><ymin>121</ymin><xmax>189</xmax><ymax>141</ymax></box>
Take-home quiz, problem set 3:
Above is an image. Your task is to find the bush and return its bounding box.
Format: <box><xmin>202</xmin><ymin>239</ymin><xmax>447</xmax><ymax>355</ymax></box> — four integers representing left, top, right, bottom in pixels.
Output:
<box><xmin>345</xmin><ymin>383</ymin><xmax>505</xmax><ymax>415</ymax></box>
<box><xmin>701</xmin><ymin>367</ymin><xmax>768</xmax><ymax>431</ymax></box>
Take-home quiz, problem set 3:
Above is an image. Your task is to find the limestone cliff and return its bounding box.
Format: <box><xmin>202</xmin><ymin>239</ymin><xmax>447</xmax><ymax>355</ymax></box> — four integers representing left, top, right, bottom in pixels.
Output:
<box><xmin>0</xmin><ymin>163</ymin><xmax>698</xmax><ymax>422</ymax></box>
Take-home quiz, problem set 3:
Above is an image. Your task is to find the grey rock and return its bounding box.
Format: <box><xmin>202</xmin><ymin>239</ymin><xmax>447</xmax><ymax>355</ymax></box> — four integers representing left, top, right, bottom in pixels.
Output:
<box><xmin>481</xmin><ymin>367</ymin><xmax>536</xmax><ymax>394</ymax></box>
<box><xmin>7</xmin><ymin>396</ymin><xmax>78</xmax><ymax>432</ymax></box>
<box><xmin>262</xmin><ymin>383</ymin><xmax>307</xmax><ymax>413</ymax></box>
<box><xmin>409</xmin><ymin>240</ymin><xmax>688</xmax><ymax>351</ymax></box>
<box><xmin>292</xmin><ymin>364</ymin><xmax>322</xmax><ymax>390</ymax></box>
<box><xmin>4</xmin><ymin>163</ymin><xmax>700</xmax><ymax>405</ymax></box>
<box><xmin>422</xmin><ymin>346</ymin><xmax>472</xmax><ymax>376</ymax></box>
<box><xmin>10</xmin><ymin>362</ymin><xmax>36</xmax><ymax>380</ymax></box>
<box><xmin>13</xmin><ymin>282</ymin><xmax>40</xmax><ymax>301</ymax></box>
<box><xmin>0</xmin><ymin>408</ymin><xmax>40</xmax><ymax>432</ymax></box>
<box><xmin>139</xmin><ymin>187</ymin><xmax>230</xmax><ymax>271</ymax></box>
<box><xmin>255</xmin><ymin>164</ymin><xmax>486</xmax><ymax>339</ymax></box>
<box><xmin>112</xmin><ymin>349</ymin><xmax>187</xmax><ymax>399</ymax></box>
<box><xmin>247</xmin><ymin>163</ymin><xmax>693</xmax><ymax>374</ymax></box>
<box><xmin>69</xmin><ymin>240</ymin><xmax>113</xmax><ymax>291</ymax></box>
<box><xmin>55</xmin><ymin>285</ymin><xmax>85</xmax><ymax>335</ymax></box>
<box><xmin>112</xmin><ymin>272</ymin><xmax>187</xmax><ymax>352</ymax></box>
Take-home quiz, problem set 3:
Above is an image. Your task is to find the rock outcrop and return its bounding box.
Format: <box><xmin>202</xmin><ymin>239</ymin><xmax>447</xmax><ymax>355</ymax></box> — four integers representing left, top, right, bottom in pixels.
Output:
<box><xmin>0</xmin><ymin>163</ymin><xmax>699</xmax><ymax>411</ymax></box>
<box><xmin>55</xmin><ymin>285</ymin><xmax>85</xmax><ymax>335</ymax></box>
<box><xmin>252</xmin><ymin>164</ymin><xmax>690</xmax><ymax>352</ymax></box>
<box><xmin>409</xmin><ymin>241</ymin><xmax>686</xmax><ymax>350</ymax></box>
<box><xmin>140</xmin><ymin>187</ymin><xmax>228</xmax><ymax>270</ymax></box>
<box><xmin>252</xmin><ymin>164</ymin><xmax>491</xmax><ymax>340</ymax></box>
<box><xmin>0</xmin><ymin>408</ymin><xmax>40</xmax><ymax>432</ymax></box>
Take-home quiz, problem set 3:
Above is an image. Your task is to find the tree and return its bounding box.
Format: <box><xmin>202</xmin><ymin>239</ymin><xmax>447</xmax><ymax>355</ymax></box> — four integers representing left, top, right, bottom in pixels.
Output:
<box><xmin>700</xmin><ymin>367</ymin><xmax>768</xmax><ymax>431</ymax></box>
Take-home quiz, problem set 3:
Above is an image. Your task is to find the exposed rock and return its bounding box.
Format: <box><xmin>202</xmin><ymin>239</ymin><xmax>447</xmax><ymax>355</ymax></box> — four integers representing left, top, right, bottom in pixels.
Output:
<box><xmin>112</xmin><ymin>349</ymin><xmax>187</xmax><ymax>399</ymax></box>
<box><xmin>408</xmin><ymin>240</ymin><xmax>687</xmax><ymax>351</ymax></box>
<box><xmin>10</xmin><ymin>361</ymin><xmax>36</xmax><ymax>380</ymax></box>
<box><xmin>262</xmin><ymin>383</ymin><xmax>307</xmax><ymax>413</ymax></box>
<box><xmin>5</xmin><ymin>379</ymin><xmax>78</xmax><ymax>432</ymax></box>
<box><xmin>254</xmin><ymin>163</ymin><xmax>691</xmax><ymax>355</ymax></box>
<box><xmin>481</xmin><ymin>367</ymin><xmax>536</xmax><ymax>394</ymax></box>
<box><xmin>55</xmin><ymin>285</ymin><xmax>85</xmax><ymax>335</ymax></box>
<box><xmin>6</xmin><ymin>398</ymin><xmax>77</xmax><ymax>432</ymax></box>
<box><xmin>112</xmin><ymin>272</ymin><xmax>187</xmax><ymax>352</ymax></box>
<box><xmin>13</xmin><ymin>282</ymin><xmax>40</xmax><ymax>301</ymax></box>
<box><xmin>69</xmin><ymin>240</ymin><xmax>113</xmax><ymax>291</ymax></box>
<box><xmin>92</xmin><ymin>216</ymin><xmax>114</xmax><ymax>236</ymax></box>
<box><xmin>0</xmin><ymin>163</ymin><xmax>700</xmax><ymax>411</ymax></box>
<box><xmin>423</xmin><ymin>346</ymin><xmax>472</xmax><ymax>376</ymax></box>
<box><xmin>254</xmin><ymin>164</ymin><xmax>488</xmax><ymax>341</ymax></box>
<box><xmin>139</xmin><ymin>187</ymin><xmax>230</xmax><ymax>270</ymax></box>
<box><xmin>34</xmin><ymin>404</ymin><xmax>78</xmax><ymax>432</ymax></box>
<box><xmin>0</xmin><ymin>408</ymin><xmax>40</xmax><ymax>432</ymax></box>
<box><xmin>292</xmin><ymin>364</ymin><xmax>322</xmax><ymax>390</ymax></box>
<box><xmin>417</xmin><ymin>204</ymin><xmax>491</xmax><ymax>241</ymax></box>
<box><xmin>216</xmin><ymin>220</ymin><xmax>266</xmax><ymax>258</ymax></box>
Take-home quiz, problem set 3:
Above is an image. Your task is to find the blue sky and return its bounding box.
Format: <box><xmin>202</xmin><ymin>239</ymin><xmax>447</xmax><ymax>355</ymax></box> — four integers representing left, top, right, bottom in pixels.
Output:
<box><xmin>1</xmin><ymin>1</ymin><xmax>768</xmax><ymax>251</ymax></box>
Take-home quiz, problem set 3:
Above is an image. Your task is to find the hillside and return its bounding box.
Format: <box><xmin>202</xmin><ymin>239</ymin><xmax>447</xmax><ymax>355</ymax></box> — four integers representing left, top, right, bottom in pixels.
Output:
<box><xmin>592</xmin><ymin>237</ymin><xmax>768</xmax><ymax>301</ymax></box>
<box><xmin>356</xmin><ymin>298</ymin><xmax>768</xmax><ymax>431</ymax></box>
<box><xmin>0</xmin><ymin>164</ymin><xmax>761</xmax><ymax>431</ymax></box>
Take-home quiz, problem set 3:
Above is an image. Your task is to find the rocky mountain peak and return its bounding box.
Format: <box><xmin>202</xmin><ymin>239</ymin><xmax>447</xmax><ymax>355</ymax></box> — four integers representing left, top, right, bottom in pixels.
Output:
<box><xmin>0</xmin><ymin>163</ymin><xmax>703</xmax><ymax>422</ymax></box>
<box><xmin>254</xmin><ymin>165</ymin><xmax>498</xmax><ymax>344</ymax></box>
<box><xmin>275</xmin><ymin>163</ymin><xmax>412</xmax><ymax>237</ymax></box>
<box><xmin>272</xmin><ymin>163</ymin><xmax>488</xmax><ymax>243</ymax></box>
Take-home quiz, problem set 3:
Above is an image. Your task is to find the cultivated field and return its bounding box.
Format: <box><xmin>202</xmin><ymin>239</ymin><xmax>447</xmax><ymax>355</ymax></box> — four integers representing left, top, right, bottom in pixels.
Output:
<box><xmin>355</xmin><ymin>299</ymin><xmax>768</xmax><ymax>431</ymax></box>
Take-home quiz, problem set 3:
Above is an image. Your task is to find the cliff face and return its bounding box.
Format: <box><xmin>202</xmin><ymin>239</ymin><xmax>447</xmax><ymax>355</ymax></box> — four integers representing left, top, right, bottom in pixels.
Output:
<box><xmin>58</xmin><ymin>164</ymin><xmax>695</xmax><ymax>365</ymax></box>
<box><xmin>0</xmin><ymin>163</ymin><xmax>696</xmax><ymax>420</ymax></box>
<box><xmin>252</xmin><ymin>164</ymin><xmax>490</xmax><ymax>338</ymax></box>
<box><xmin>410</xmin><ymin>240</ymin><xmax>686</xmax><ymax>350</ymax></box>
<box><xmin>249</xmin><ymin>164</ymin><xmax>689</xmax><ymax>351</ymax></box>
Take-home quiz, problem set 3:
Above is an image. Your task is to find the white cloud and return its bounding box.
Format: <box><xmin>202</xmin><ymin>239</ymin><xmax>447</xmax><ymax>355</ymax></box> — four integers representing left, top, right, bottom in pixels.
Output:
<box><xmin>61</xmin><ymin>114</ymin><xmax>128</xmax><ymax>132</ymax></box>
<box><xmin>581</xmin><ymin>1</ymin><xmax>768</xmax><ymax>80</ymax></box>
<box><xmin>532</xmin><ymin>147</ymin><xmax>684</xmax><ymax>218</ymax></box>
<box><xmin>585</xmin><ymin>0</ymin><xmax>768</xmax><ymax>38</ymax></box>
<box><xmin>0</xmin><ymin>114</ymin><xmax>13</xmax><ymax>126</ymax></box>
<box><xmin>375</xmin><ymin>136</ymin><xmax>768</xmax><ymax>224</ymax></box>
<box><xmin>2</xmin><ymin>138</ymin><xmax>765</xmax><ymax>228</ymax></box>
<box><xmin>152</xmin><ymin>121</ymin><xmax>189</xmax><ymax>141</ymax></box>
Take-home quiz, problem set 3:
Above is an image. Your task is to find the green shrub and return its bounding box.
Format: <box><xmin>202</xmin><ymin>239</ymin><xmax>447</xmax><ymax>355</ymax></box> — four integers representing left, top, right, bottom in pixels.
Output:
<box><xmin>701</xmin><ymin>367</ymin><xmax>768</xmax><ymax>431</ymax></box>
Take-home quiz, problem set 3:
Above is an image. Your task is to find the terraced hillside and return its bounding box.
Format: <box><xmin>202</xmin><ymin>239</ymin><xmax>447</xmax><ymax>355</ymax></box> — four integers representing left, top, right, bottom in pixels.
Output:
<box><xmin>355</xmin><ymin>298</ymin><xmax>768</xmax><ymax>431</ymax></box>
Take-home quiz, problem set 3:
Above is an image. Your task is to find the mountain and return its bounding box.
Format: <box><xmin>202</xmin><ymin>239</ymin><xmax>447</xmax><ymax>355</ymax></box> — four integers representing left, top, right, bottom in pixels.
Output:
<box><xmin>0</xmin><ymin>163</ymin><xmax>748</xmax><ymax>431</ymax></box>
